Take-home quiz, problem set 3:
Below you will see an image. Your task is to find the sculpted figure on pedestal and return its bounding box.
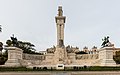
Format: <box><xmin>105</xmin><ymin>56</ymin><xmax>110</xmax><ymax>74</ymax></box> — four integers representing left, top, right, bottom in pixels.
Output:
<box><xmin>58</xmin><ymin>6</ymin><xmax>63</xmax><ymax>16</ymax></box>
<box><xmin>101</xmin><ymin>36</ymin><xmax>112</xmax><ymax>48</ymax></box>
<box><xmin>59</xmin><ymin>39</ymin><xmax>64</xmax><ymax>47</ymax></box>
<box><xmin>10</xmin><ymin>34</ymin><xmax>19</xmax><ymax>47</ymax></box>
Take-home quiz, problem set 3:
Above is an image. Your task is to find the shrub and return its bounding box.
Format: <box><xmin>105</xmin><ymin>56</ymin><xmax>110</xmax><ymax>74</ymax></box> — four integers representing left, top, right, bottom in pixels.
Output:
<box><xmin>0</xmin><ymin>56</ymin><xmax>7</xmax><ymax>65</ymax></box>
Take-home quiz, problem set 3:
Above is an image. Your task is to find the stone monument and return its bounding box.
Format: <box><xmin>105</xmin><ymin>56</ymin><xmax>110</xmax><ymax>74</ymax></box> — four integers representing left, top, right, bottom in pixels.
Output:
<box><xmin>99</xmin><ymin>36</ymin><xmax>116</xmax><ymax>66</ymax></box>
<box><xmin>55</xmin><ymin>6</ymin><xmax>66</xmax><ymax>47</ymax></box>
<box><xmin>99</xmin><ymin>47</ymin><xmax>116</xmax><ymax>66</ymax></box>
<box><xmin>3</xmin><ymin>6</ymin><xmax>117</xmax><ymax>69</ymax></box>
<box><xmin>5</xmin><ymin>47</ymin><xmax>23</xmax><ymax>67</ymax></box>
<box><xmin>54</xmin><ymin>6</ymin><xmax>68</xmax><ymax>65</ymax></box>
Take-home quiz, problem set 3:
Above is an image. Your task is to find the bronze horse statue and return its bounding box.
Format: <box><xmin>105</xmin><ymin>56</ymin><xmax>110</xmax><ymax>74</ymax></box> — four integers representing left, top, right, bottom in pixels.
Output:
<box><xmin>101</xmin><ymin>36</ymin><xmax>110</xmax><ymax>48</ymax></box>
<box><xmin>10</xmin><ymin>34</ymin><xmax>19</xmax><ymax>47</ymax></box>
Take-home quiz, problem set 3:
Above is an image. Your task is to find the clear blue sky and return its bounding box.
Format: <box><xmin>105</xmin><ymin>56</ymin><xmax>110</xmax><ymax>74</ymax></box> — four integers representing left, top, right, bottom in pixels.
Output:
<box><xmin>0</xmin><ymin>0</ymin><xmax>120</xmax><ymax>51</ymax></box>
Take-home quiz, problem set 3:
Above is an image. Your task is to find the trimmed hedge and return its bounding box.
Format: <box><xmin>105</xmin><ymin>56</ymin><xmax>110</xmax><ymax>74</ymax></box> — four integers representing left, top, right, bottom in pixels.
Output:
<box><xmin>64</xmin><ymin>66</ymin><xmax>120</xmax><ymax>71</ymax></box>
<box><xmin>0</xmin><ymin>66</ymin><xmax>120</xmax><ymax>71</ymax></box>
<box><xmin>0</xmin><ymin>67</ymin><xmax>32</xmax><ymax>72</ymax></box>
<box><xmin>0</xmin><ymin>56</ymin><xmax>7</xmax><ymax>65</ymax></box>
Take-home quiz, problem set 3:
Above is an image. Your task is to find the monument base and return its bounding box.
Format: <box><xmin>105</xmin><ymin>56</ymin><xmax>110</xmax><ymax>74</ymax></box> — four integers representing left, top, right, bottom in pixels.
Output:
<box><xmin>101</xmin><ymin>59</ymin><xmax>116</xmax><ymax>66</ymax></box>
<box><xmin>4</xmin><ymin>47</ymin><xmax>23</xmax><ymax>67</ymax></box>
<box><xmin>99</xmin><ymin>47</ymin><xmax>116</xmax><ymax>66</ymax></box>
<box><xmin>5</xmin><ymin>59</ymin><xmax>21</xmax><ymax>67</ymax></box>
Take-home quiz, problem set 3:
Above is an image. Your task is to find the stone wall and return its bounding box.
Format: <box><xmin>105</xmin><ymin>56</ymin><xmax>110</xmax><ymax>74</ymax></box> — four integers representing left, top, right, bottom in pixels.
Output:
<box><xmin>23</xmin><ymin>53</ymin><xmax>45</xmax><ymax>60</ymax></box>
<box><xmin>22</xmin><ymin>53</ymin><xmax>45</xmax><ymax>65</ymax></box>
<box><xmin>74</xmin><ymin>54</ymin><xmax>99</xmax><ymax>66</ymax></box>
<box><xmin>76</xmin><ymin>54</ymin><xmax>99</xmax><ymax>60</ymax></box>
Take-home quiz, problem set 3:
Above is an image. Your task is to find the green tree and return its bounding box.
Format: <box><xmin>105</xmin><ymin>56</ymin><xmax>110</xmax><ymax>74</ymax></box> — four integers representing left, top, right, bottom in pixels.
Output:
<box><xmin>113</xmin><ymin>51</ymin><xmax>120</xmax><ymax>64</ymax></box>
<box><xmin>5</xmin><ymin>36</ymin><xmax>41</xmax><ymax>54</ymax></box>
<box><xmin>0</xmin><ymin>56</ymin><xmax>7</xmax><ymax>65</ymax></box>
<box><xmin>6</xmin><ymin>40</ymin><xmax>12</xmax><ymax>46</ymax></box>
<box><xmin>75</xmin><ymin>51</ymin><xmax>88</xmax><ymax>54</ymax></box>
<box><xmin>0</xmin><ymin>42</ymin><xmax>3</xmax><ymax>51</ymax></box>
<box><xmin>18</xmin><ymin>41</ymin><xmax>36</xmax><ymax>54</ymax></box>
<box><xmin>0</xmin><ymin>42</ymin><xmax>7</xmax><ymax>65</ymax></box>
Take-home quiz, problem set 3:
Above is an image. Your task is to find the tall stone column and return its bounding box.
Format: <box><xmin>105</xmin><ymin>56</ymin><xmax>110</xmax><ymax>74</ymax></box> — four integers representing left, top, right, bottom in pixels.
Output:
<box><xmin>55</xmin><ymin>6</ymin><xmax>66</xmax><ymax>47</ymax></box>
<box><xmin>99</xmin><ymin>47</ymin><xmax>116</xmax><ymax>66</ymax></box>
<box><xmin>53</xmin><ymin>6</ymin><xmax>68</xmax><ymax>65</ymax></box>
<box><xmin>5</xmin><ymin>47</ymin><xmax>23</xmax><ymax>67</ymax></box>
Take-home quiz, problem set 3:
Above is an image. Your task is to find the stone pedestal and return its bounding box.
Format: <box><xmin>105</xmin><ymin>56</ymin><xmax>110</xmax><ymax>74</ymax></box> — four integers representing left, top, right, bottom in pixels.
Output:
<box><xmin>4</xmin><ymin>47</ymin><xmax>23</xmax><ymax>67</ymax></box>
<box><xmin>53</xmin><ymin>47</ymin><xmax>68</xmax><ymax>65</ymax></box>
<box><xmin>67</xmin><ymin>53</ymin><xmax>76</xmax><ymax>65</ymax></box>
<box><xmin>99</xmin><ymin>47</ymin><xmax>116</xmax><ymax>66</ymax></box>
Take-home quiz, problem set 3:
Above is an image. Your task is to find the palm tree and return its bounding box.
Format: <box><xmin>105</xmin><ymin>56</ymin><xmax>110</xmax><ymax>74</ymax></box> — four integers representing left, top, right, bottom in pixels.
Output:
<box><xmin>0</xmin><ymin>25</ymin><xmax>2</xmax><ymax>32</ymax></box>
<box><xmin>0</xmin><ymin>42</ymin><xmax>3</xmax><ymax>56</ymax></box>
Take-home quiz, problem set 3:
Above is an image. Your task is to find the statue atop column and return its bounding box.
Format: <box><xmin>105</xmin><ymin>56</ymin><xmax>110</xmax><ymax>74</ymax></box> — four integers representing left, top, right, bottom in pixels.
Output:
<box><xmin>58</xmin><ymin>6</ymin><xmax>63</xmax><ymax>16</ymax></box>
